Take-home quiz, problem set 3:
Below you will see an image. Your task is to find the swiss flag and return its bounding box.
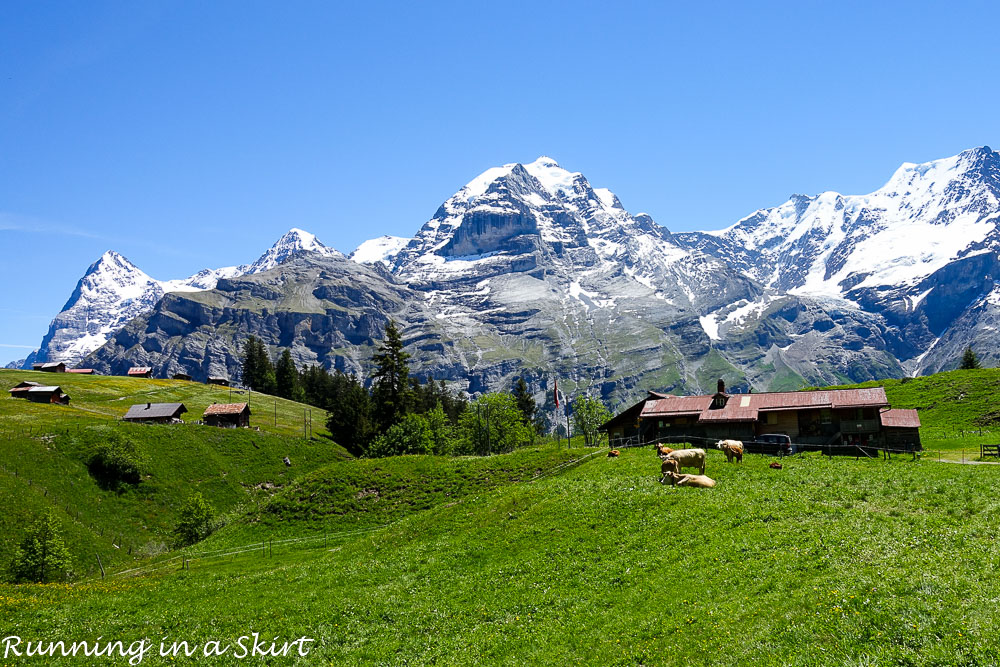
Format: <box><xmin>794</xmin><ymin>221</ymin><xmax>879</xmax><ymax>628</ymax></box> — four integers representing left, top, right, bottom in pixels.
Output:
<box><xmin>554</xmin><ymin>378</ymin><xmax>559</xmax><ymax>408</ymax></box>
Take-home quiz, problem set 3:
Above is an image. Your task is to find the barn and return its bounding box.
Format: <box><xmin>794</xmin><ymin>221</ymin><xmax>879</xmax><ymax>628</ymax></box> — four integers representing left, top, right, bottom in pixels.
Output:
<box><xmin>172</xmin><ymin>373</ymin><xmax>192</xmax><ymax>381</ymax></box>
<box><xmin>32</xmin><ymin>362</ymin><xmax>66</xmax><ymax>373</ymax></box>
<box><xmin>603</xmin><ymin>380</ymin><xmax>921</xmax><ymax>451</ymax></box>
<box><xmin>123</xmin><ymin>402</ymin><xmax>188</xmax><ymax>423</ymax></box>
<box><xmin>203</xmin><ymin>402</ymin><xmax>251</xmax><ymax>428</ymax></box>
<box><xmin>9</xmin><ymin>382</ymin><xmax>70</xmax><ymax>404</ymax></box>
<box><xmin>206</xmin><ymin>377</ymin><xmax>230</xmax><ymax>387</ymax></box>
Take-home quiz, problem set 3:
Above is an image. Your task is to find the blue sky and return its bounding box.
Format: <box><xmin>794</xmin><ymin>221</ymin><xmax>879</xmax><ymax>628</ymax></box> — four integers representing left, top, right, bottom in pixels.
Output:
<box><xmin>2</xmin><ymin>1</ymin><xmax>999</xmax><ymax>364</ymax></box>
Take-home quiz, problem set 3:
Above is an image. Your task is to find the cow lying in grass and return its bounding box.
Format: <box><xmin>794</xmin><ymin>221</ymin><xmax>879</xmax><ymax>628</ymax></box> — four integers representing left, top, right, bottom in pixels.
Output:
<box><xmin>661</xmin><ymin>471</ymin><xmax>716</xmax><ymax>488</ymax></box>
<box><xmin>716</xmin><ymin>439</ymin><xmax>744</xmax><ymax>463</ymax></box>
<box><xmin>607</xmin><ymin>449</ymin><xmax>620</xmax><ymax>458</ymax></box>
<box><xmin>663</xmin><ymin>448</ymin><xmax>706</xmax><ymax>475</ymax></box>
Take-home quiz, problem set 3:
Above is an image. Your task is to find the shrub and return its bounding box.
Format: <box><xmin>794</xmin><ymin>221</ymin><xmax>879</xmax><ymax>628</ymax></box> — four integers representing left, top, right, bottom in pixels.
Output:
<box><xmin>367</xmin><ymin>414</ymin><xmax>433</xmax><ymax>458</ymax></box>
<box><xmin>88</xmin><ymin>431</ymin><xmax>149</xmax><ymax>490</ymax></box>
<box><xmin>173</xmin><ymin>492</ymin><xmax>216</xmax><ymax>547</ymax></box>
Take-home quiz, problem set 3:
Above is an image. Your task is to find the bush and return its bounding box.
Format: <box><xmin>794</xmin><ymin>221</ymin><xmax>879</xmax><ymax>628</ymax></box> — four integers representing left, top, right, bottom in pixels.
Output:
<box><xmin>88</xmin><ymin>431</ymin><xmax>149</xmax><ymax>490</ymax></box>
<box><xmin>456</xmin><ymin>393</ymin><xmax>534</xmax><ymax>455</ymax></box>
<box><xmin>10</xmin><ymin>511</ymin><xmax>72</xmax><ymax>583</ymax></box>
<box><xmin>367</xmin><ymin>414</ymin><xmax>434</xmax><ymax>458</ymax></box>
<box><xmin>173</xmin><ymin>492</ymin><xmax>216</xmax><ymax>547</ymax></box>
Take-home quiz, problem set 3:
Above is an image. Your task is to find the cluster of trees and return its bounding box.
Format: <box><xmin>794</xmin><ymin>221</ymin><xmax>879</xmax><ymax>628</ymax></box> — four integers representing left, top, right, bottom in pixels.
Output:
<box><xmin>240</xmin><ymin>321</ymin><xmax>613</xmax><ymax>458</ymax></box>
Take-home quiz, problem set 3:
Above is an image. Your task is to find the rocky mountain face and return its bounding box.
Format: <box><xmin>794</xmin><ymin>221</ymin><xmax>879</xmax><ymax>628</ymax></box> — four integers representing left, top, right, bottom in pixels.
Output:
<box><xmin>26</xmin><ymin>229</ymin><xmax>341</xmax><ymax>368</ymax></box>
<box><xmin>675</xmin><ymin>146</ymin><xmax>1000</xmax><ymax>375</ymax></box>
<box><xmin>75</xmin><ymin>149</ymin><xmax>1000</xmax><ymax>409</ymax></box>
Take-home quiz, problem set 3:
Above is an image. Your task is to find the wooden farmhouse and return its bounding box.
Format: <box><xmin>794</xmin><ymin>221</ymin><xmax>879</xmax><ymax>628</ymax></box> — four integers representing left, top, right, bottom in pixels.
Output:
<box><xmin>206</xmin><ymin>376</ymin><xmax>230</xmax><ymax>387</ymax></box>
<box><xmin>123</xmin><ymin>402</ymin><xmax>188</xmax><ymax>423</ymax></box>
<box><xmin>172</xmin><ymin>373</ymin><xmax>192</xmax><ymax>381</ymax></box>
<box><xmin>66</xmin><ymin>368</ymin><xmax>96</xmax><ymax>375</ymax></box>
<box><xmin>601</xmin><ymin>380</ymin><xmax>921</xmax><ymax>450</ymax></box>
<box><xmin>32</xmin><ymin>362</ymin><xmax>66</xmax><ymax>373</ymax></box>
<box><xmin>202</xmin><ymin>402</ymin><xmax>251</xmax><ymax>428</ymax></box>
<box><xmin>8</xmin><ymin>382</ymin><xmax>70</xmax><ymax>404</ymax></box>
<box><xmin>127</xmin><ymin>367</ymin><xmax>153</xmax><ymax>378</ymax></box>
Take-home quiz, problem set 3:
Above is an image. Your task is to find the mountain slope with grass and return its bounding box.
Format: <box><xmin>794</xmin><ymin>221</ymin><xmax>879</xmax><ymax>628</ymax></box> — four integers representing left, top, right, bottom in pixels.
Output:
<box><xmin>0</xmin><ymin>369</ymin><xmax>346</xmax><ymax>579</ymax></box>
<box><xmin>4</xmin><ymin>446</ymin><xmax>1000</xmax><ymax>665</ymax></box>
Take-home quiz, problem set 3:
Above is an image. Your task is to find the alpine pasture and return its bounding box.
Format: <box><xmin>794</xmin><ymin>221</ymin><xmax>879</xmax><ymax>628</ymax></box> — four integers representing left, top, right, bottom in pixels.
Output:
<box><xmin>3</xmin><ymin>369</ymin><xmax>1000</xmax><ymax>664</ymax></box>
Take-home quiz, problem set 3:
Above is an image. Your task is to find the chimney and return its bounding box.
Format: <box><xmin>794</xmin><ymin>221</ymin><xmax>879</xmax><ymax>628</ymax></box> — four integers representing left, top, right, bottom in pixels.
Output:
<box><xmin>717</xmin><ymin>379</ymin><xmax>726</xmax><ymax>395</ymax></box>
<box><xmin>146</xmin><ymin>402</ymin><xmax>151</xmax><ymax>409</ymax></box>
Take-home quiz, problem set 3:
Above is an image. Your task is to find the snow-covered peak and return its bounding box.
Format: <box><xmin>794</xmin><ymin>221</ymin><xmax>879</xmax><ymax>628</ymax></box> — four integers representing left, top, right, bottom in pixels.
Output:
<box><xmin>244</xmin><ymin>228</ymin><xmax>342</xmax><ymax>274</ymax></box>
<box><xmin>524</xmin><ymin>156</ymin><xmax>582</xmax><ymax>199</ymax></box>
<box><xmin>350</xmin><ymin>235</ymin><xmax>412</xmax><ymax>265</ymax></box>
<box><xmin>80</xmin><ymin>251</ymin><xmax>158</xmax><ymax>300</ymax></box>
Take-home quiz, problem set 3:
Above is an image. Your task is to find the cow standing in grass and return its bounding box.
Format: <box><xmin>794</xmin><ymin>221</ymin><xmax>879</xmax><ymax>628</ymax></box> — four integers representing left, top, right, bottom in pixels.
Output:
<box><xmin>716</xmin><ymin>439</ymin><xmax>744</xmax><ymax>463</ymax></box>
<box><xmin>663</xmin><ymin>448</ymin><xmax>706</xmax><ymax>475</ymax></box>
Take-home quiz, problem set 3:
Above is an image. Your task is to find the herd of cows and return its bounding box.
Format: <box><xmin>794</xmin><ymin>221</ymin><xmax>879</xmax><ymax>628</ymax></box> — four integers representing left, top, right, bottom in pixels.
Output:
<box><xmin>604</xmin><ymin>439</ymin><xmax>751</xmax><ymax>489</ymax></box>
<box><xmin>657</xmin><ymin>440</ymin><xmax>746</xmax><ymax>488</ymax></box>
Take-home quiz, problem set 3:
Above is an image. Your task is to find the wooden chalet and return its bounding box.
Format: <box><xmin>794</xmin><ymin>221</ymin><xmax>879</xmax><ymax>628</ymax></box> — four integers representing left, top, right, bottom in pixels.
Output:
<box><xmin>127</xmin><ymin>367</ymin><xmax>153</xmax><ymax>378</ymax></box>
<box><xmin>66</xmin><ymin>368</ymin><xmax>96</xmax><ymax>375</ymax></box>
<box><xmin>123</xmin><ymin>402</ymin><xmax>187</xmax><ymax>423</ymax></box>
<box><xmin>8</xmin><ymin>382</ymin><xmax>70</xmax><ymax>404</ymax></box>
<box><xmin>202</xmin><ymin>402</ymin><xmax>251</xmax><ymax>428</ymax></box>
<box><xmin>602</xmin><ymin>380</ymin><xmax>921</xmax><ymax>451</ymax></box>
<box><xmin>172</xmin><ymin>373</ymin><xmax>192</xmax><ymax>381</ymax></box>
<box><xmin>32</xmin><ymin>362</ymin><xmax>66</xmax><ymax>373</ymax></box>
<box><xmin>206</xmin><ymin>377</ymin><xmax>230</xmax><ymax>387</ymax></box>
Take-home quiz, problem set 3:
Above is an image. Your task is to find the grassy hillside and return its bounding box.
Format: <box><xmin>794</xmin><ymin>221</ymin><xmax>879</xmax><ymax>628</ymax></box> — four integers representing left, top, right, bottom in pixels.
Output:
<box><xmin>4</xmin><ymin>447</ymin><xmax>1000</xmax><ymax>665</ymax></box>
<box><xmin>0</xmin><ymin>369</ymin><xmax>346</xmax><ymax>577</ymax></box>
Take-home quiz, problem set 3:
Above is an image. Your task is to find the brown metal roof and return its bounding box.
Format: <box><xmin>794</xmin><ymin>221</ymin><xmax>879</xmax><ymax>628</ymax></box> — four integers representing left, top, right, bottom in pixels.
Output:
<box><xmin>641</xmin><ymin>395</ymin><xmax>714</xmax><ymax>418</ymax></box>
<box><xmin>639</xmin><ymin>387</ymin><xmax>890</xmax><ymax>423</ymax></box>
<box><xmin>127</xmin><ymin>367</ymin><xmax>152</xmax><ymax>375</ymax></box>
<box><xmin>66</xmin><ymin>368</ymin><xmax>95</xmax><ymax>374</ymax></box>
<box><xmin>203</xmin><ymin>402</ymin><xmax>250</xmax><ymax>416</ymax></box>
<box><xmin>879</xmin><ymin>408</ymin><xmax>921</xmax><ymax>428</ymax></box>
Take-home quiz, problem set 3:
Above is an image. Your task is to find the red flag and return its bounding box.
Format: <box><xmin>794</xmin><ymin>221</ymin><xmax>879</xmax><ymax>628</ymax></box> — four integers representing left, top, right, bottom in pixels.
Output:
<box><xmin>554</xmin><ymin>378</ymin><xmax>559</xmax><ymax>408</ymax></box>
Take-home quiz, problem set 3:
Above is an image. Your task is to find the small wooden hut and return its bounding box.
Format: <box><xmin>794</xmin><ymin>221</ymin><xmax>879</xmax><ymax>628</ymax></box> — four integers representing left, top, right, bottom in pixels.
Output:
<box><xmin>203</xmin><ymin>402</ymin><xmax>251</xmax><ymax>428</ymax></box>
<box><xmin>127</xmin><ymin>367</ymin><xmax>153</xmax><ymax>378</ymax></box>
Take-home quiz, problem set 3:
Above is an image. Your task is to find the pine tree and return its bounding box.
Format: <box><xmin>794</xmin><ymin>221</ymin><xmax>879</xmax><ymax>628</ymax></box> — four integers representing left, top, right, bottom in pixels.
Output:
<box><xmin>370</xmin><ymin>320</ymin><xmax>411</xmax><ymax>432</ymax></box>
<box><xmin>10</xmin><ymin>511</ymin><xmax>72</xmax><ymax>583</ymax></box>
<box><xmin>960</xmin><ymin>346</ymin><xmax>982</xmax><ymax>370</ymax></box>
<box><xmin>325</xmin><ymin>371</ymin><xmax>375</xmax><ymax>457</ymax></box>
<box><xmin>275</xmin><ymin>349</ymin><xmax>300</xmax><ymax>400</ymax></box>
<box><xmin>512</xmin><ymin>377</ymin><xmax>537</xmax><ymax>430</ymax></box>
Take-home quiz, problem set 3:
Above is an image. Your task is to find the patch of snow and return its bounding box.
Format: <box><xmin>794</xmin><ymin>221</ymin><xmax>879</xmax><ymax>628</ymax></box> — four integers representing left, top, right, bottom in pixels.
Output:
<box><xmin>699</xmin><ymin>314</ymin><xmax>721</xmax><ymax>341</ymax></box>
<box><xmin>350</xmin><ymin>236</ymin><xmax>411</xmax><ymax>265</ymax></box>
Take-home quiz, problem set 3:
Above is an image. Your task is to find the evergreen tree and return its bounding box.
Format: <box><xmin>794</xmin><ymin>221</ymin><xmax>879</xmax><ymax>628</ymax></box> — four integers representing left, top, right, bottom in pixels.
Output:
<box><xmin>512</xmin><ymin>377</ymin><xmax>536</xmax><ymax>430</ymax></box>
<box><xmin>960</xmin><ymin>345</ymin><xmax>982</xmax><ymax>370</ymax></box>
<box><xmin>325</xmin><ymin>371</ymin><xmax>376</xmax><ymax>457</ymax></box>
<box><xmin>370</xmin><ymin>320</ymin><xmax>411</xmax><ymax>432</ymax></box>
<box><xmin>240</xmin><ymin>336</ymin><xmax>276</xmax><ymax>394</ymax></box>
<box><xmin>274</xmin><ymin>349</ymin><xmax>300</xmax><ymax>400</ymax></box>
<box><xmin>10</xmin><ymin>511</ymin><xmax>72</xmax><ymax>583</ymax></box>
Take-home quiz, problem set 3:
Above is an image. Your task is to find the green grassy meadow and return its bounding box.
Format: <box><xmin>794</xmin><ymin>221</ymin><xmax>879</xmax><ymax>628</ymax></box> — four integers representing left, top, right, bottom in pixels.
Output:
<box><xmin>0</xmin><ymin>369</ymin><xmax>344</xmax><ymax>576</ymax></box>
<box><xmin>4</xmin><ymin>368</ymin><xmax>1000</xmax><ymax>664</ymax></box>
<box><xmin>5</xmin><ymin>448</ymin><xmax>1000</xmax><ymax>665</ymax></box>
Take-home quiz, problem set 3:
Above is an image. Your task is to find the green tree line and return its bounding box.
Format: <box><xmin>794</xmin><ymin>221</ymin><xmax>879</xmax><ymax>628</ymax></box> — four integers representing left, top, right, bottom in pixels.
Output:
<box><xmin>240</xmin><ymin>321</ymin><xmax>611</xmax><ymax>458</ymax></box>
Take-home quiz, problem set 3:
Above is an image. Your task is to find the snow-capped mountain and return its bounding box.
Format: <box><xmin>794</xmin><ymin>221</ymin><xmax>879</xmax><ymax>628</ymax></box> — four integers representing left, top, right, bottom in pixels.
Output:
<box><xmin>34</xmin><ymin>147</ymin><xmax>1000</xmax><ymax>403</ymax></box>
<box><xmin>349</xmin><ymin>235</ymin><xmax>411</xmax><ymax>266</ymax></box>
<box><xmin>676</xmin><ymin>146</ymin><xmax>1000</xmax><ymax>373</ymax></box>
<box><xmin>27</xmin><ymin>228</ymin><xmax>341</xmax><ymax>368</ymax></box>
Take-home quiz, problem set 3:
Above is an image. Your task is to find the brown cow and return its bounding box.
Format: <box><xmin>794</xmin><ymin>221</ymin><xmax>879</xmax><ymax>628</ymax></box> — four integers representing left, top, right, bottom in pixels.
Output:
<box><xmin>716</xmin><ymin>439</ymin><xmax>744</xmax><ymax>463</ymax></box>
<box><xmin>661</xmin><ymin>471</ymin><xmax>716</xmax><ymax>488</ymax></box>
